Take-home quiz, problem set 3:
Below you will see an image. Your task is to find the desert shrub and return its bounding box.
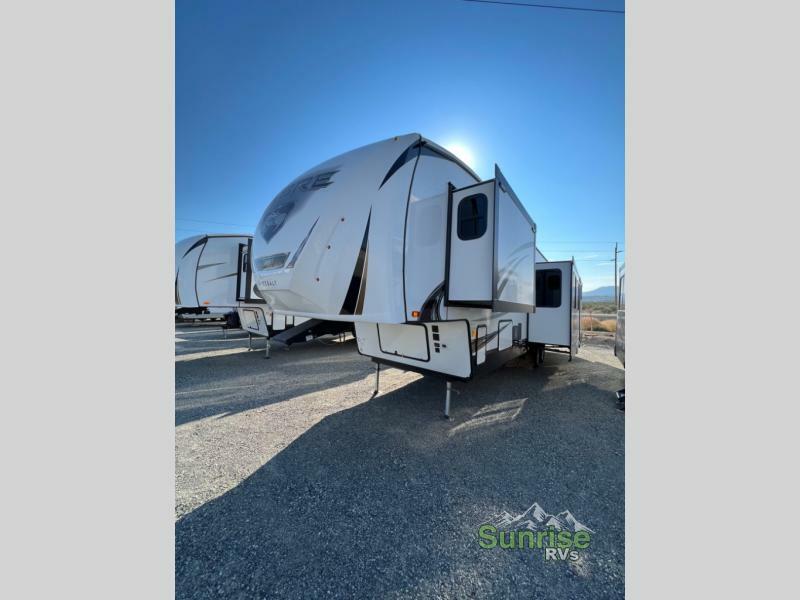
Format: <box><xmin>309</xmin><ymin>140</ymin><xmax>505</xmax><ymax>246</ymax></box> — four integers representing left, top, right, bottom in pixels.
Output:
<box><xmin>581</xmin><ymin>317</ymin><xmax>601</xmax><ymax>330</ymax></box>
<box><xmin>598</xmin><ymin>319</ymin><xmax>617</xmax><ymax>332</ymax></box>
<box><xmin>580</xmin><ymin>317</ymin><xmax>617</xmax><ymax>332</ymax></box>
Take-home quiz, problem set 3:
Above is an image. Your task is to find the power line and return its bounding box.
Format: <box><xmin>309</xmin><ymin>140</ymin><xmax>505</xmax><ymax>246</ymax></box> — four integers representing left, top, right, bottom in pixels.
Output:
<box><xmin>176</xmin><ymin>217</ymin><xmax>255</xmax><ymax>228</ymax></box>
<box><xmin>461</xmin><ymin>0</ymin><xmax>624</xmax><ymax>15</ymax></box>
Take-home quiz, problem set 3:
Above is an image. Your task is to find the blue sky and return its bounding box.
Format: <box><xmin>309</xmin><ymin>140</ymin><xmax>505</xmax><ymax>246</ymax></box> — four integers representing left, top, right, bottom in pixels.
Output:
<box><xmin>177</xmin><ymin>0</ymin><xmax>624</xmax><ymax>291</ymax></box>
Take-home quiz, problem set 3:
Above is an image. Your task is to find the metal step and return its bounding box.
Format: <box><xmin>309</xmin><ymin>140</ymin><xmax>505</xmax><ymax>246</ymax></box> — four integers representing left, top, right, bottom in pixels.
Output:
<box><xmin>270</xmin><ymin>319</ymin><xmax>353</xmax><ymax>347</ymax></box>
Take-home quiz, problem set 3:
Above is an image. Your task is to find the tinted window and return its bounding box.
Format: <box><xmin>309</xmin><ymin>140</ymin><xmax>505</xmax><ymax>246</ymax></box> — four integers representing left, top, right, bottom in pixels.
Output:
<box><xmin>536</xmin><ymin>269</ymin><xmax>561</xmax><ymax>307</ymax></box>
<box><xmin>457</xmin><ymin>193</ymin><xmax>487</xmax><ymax>240</ymax></box>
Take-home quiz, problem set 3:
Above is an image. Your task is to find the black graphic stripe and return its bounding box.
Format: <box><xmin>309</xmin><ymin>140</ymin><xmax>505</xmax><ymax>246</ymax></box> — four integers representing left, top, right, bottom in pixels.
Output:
<box><xmin>182</xmin><ymin>236</ymin><xmax>207</xmax><ymax>258</ymax></box>
<box><xmin>379</xmin><ymin>141</ymin><xmax>422</xmax><ymax>189</ymax></box>
<box><xmin>472</xmin><ymin>322</ymin><xmax>511</xmax><ymax>353</ymax></box>
<box><xmin>419</xmin><ymin>281</ymin><xmax>445</xmax><ymax>321</ymax></box>
<box><xmin>339</xmin><ymin>211</ymin><xmax>371</xmax><ymax>315</ymax></box>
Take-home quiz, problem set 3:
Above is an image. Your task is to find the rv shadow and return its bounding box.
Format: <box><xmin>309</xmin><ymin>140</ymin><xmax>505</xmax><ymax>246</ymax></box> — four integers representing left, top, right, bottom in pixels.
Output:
<box><xmin>175</xmin><ymin>339</ymin><xmax>370</xmax><ymax>426</ymax></box>
<box><xmin>176</xmin><ymin>357</ymin><xmax>625</xmax><ymax>599</ymax></box>
<box><xmin>175</xmin><ymin>327</ymin><xmax>252</xmax><ymax>356</ymax></box>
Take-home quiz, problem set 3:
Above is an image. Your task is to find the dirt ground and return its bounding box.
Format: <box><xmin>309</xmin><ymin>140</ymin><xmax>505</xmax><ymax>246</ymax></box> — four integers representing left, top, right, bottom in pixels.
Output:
<box><xmin>175</xmin><ymin>325</ymin><xmax>625</xmax><ymax>599</ymax></box>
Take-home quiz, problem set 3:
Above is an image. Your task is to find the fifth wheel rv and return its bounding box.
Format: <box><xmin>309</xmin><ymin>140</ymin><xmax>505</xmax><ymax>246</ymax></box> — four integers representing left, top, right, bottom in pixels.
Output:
<box><xmin>175</xmin><ymin>233</ymin><xmax>250</xmax><ymax>323</ymax></box>
<box><xmin>251</xmin><ymin>133</ymin><xmax>542</xmax><ymax>416</ymax></box>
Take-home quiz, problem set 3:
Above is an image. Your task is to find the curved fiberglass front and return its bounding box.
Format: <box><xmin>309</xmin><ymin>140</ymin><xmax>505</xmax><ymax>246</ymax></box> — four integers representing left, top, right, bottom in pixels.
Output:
<box><xmin>251</xmin><ymin>134</ymin><xmax>421</xmax><ymax>322</ymax></box>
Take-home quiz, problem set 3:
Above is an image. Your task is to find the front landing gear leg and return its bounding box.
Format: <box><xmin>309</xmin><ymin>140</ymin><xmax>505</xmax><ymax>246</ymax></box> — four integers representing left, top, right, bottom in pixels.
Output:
<box><xmin>373</xmin><ymin>363</ymin><xmax>380</xmax><ymax>397</ymax></box>
<box><xmin>444</xmin><ymin>381</ymin><xmax>452</xmax><ymax>419</ymax></box>
<box><xmin>264</xmin><ymin>338</ymin><xmax>271</xmax><ymax>359</ymax></box>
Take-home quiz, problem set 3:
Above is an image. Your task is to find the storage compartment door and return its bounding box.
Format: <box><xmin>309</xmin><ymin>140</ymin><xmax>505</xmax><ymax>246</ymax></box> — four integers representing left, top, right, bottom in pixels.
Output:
<box><xmin>446</xmin><ymin>181</ymin><xmax>495</xmax><ymax>306</ymax></box>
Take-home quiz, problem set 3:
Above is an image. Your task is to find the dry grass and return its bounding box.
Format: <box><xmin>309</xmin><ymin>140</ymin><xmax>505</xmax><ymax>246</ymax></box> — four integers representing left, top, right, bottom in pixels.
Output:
<box><xmin>581</xmin><ymin>317</ymin><xmax>617</xmax><ymax>333</ymax></box>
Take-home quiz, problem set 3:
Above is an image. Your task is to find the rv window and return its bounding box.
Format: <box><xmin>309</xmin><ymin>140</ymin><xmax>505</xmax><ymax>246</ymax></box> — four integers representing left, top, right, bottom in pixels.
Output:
<box><xmin>457</xmin><ymin>193</ymin><xmax>487</xmax><ymax>240</ymax></box>
<box><xmin>535</xmin><ymin>269</ymin><xmax>561</xmax><ymax>307</ymax></box>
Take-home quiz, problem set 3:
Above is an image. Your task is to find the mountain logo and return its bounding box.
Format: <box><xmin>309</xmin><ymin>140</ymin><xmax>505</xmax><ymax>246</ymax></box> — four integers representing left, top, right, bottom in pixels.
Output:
<box><xmin>488</xmin><ymin>501</ymin><xmax>594</xmax><ymax>533</ymax></box>
<box><xmin>477</xmin><ymin>501</ymin><xmax>594</xmax><ymax>561</ymax></box>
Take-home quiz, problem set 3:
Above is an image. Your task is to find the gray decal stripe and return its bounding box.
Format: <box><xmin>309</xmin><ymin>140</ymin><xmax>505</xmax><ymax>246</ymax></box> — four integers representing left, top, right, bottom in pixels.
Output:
<box><xmin>197</xmin><ymin>262</ymin><xmax>225</xmax><ymax>270</ymax></box>
<box><xmin>286</xmin><ymin>218</ymin><xmax>319</xmax><ymax>268</ymax></box>
<box><xmin>496</xmin><ymin>255</ymin><xmax>528</xmax><ymax>295</ymax></box>
<box><xmin>206</xmin><ymin>272</ymin><xmax>238</xmax><ymax>282</ymax></box>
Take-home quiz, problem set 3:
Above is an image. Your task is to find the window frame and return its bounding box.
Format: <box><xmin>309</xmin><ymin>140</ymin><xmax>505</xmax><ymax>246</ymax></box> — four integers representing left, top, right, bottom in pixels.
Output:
<box><xmin>536</xmin><ymin>268</ymin><xmax>562</xmax><ymax>308</ymax></box>
<box><xmin>456</xmin><ymin>193</ymin><xmax>488</xmax><ymax>241</ymax></box>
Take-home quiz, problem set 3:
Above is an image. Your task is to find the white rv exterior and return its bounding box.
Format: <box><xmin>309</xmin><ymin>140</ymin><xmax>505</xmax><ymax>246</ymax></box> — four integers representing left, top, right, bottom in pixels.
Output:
<box><xmin>530</xmin><ymin>260</ymin><xmax>582</xmax><ymax>359</ymax></box>
<box><xmin>251</xmin><ymin>134</ymin><xmax>538</xmax><ymax>388</ymax></box>
<box><xmin>233</xmin><ymin>237</ymin><xmax>308</xmax><ymax>338</ymax></box>
<box><xmin>615</xmin><ymin>263</ymin><xmax>625</xmax><ymax>366</ymax></box>
<box><xmin>175</xmin><ymin>233</ymin><xmax>250</xmax><ymax>320</ymax></box>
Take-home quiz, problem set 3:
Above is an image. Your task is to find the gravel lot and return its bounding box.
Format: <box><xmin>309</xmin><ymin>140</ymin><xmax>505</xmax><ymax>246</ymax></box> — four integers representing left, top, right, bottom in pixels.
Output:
<box><xmin>175</xmin><ymin>325</ymin><xmax>625</xmax><ymax>599</ymax></box>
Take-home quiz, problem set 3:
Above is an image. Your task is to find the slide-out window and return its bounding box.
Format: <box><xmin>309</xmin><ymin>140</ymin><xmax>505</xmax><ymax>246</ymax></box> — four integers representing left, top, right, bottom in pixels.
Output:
<box><xmin>457</xmin><ymin>193</ymin><xmax>487</xmax><ymax>240</ymax></box>
<box><xmin>536</xmin><ymin>269</ymin><xmax>562</xmax><ymax>307</ymax></box>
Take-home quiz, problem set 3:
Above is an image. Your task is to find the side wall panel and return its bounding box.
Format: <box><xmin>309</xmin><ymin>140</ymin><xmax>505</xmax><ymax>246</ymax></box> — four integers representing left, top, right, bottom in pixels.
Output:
<box><xmin>404</xmin><ymin>153</ymin><xmax>479</xmax><ymax>320</ymax></box>
<box><xmin>494</xmin><ymin>184</ymin><xmax>535</xmax><ymax>309</ymax></box>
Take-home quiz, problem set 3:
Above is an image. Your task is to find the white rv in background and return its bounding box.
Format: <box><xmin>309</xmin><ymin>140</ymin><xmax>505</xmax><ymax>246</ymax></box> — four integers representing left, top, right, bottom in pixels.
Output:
<box><xmin>615</xmin><ymin>263</ymin><xmax>625</xmax><ymax>366</ymax></box>
<box><xmin>175</xmin><ymin>233</ymin><xmax>345</xmax><ymax>350</ymax></box>
<box><xmin>250</xmin><ymin>133</ymin><xmax>540</xmax><ymax>416</ymax></box>
<box><xmin>176</xmin><ymin>233</ymin><xmax>250</xmax><ymax>322</ymax></box>
<box><xmin>530</xmin><ymin>258</ymin><xmax>582</xmax><ymax>362</ymax></box>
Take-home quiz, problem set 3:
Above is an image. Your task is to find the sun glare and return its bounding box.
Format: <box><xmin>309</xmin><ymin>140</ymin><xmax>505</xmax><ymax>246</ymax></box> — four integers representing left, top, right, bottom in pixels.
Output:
<box><xmin>444</xmin><ymin>142</ymin><xmax>476</xmax><ymax>170</ymax></box>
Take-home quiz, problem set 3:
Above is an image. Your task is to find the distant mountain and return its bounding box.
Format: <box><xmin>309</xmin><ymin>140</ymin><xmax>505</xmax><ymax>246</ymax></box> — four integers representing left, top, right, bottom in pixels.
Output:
<box><xmin>584</xmin><ymin>286</ymin><xmax>615</xmax><ymax>300</ymax></box>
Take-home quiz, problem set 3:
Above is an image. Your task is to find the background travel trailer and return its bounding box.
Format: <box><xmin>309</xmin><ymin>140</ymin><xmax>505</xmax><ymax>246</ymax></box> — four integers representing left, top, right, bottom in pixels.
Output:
<box><xmin>251</xmin><ymin>133</ymin><xmax>547</xmax><ymax>413</ymax></box>
<box><xmin>175</xmin><ymin>233</ymin><xmax>250</xmax><ymax>322</ymax></box>
<box><xmin>530</xmin><ymin>259</ymin><xmax>582</xmax><ymax>362</ymax></box>
<box><xmin>175</xmin><ymin>233</ymin><xmax>343</xmax><ymax>346</ymax></box>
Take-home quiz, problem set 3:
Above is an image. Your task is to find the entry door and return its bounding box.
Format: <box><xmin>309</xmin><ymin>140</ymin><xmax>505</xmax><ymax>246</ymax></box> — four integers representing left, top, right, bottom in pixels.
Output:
<box><xmin>446</xmin><ymin>181</ymin><xmax>495</xmax><ymax>306</ymax></box>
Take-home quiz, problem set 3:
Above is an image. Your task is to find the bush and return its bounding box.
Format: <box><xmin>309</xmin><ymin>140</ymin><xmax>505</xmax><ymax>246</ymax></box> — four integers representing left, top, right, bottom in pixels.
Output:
<box><xmin>581</xmin><ymin>317</ymin><xmax>617</xmax><ymax>332</ymax></box>
<box><xmin>598</xmin><ymin>319</ymin><xmax>617</xmax><ymax>333</ymax></box>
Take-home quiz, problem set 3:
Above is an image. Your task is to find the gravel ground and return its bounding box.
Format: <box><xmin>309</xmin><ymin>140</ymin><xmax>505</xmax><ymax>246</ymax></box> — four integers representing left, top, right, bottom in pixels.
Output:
<box><xmin>175</xmin><ymin>326</ymin><xmax>625</xmax><ymax>599</ymax></box>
